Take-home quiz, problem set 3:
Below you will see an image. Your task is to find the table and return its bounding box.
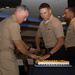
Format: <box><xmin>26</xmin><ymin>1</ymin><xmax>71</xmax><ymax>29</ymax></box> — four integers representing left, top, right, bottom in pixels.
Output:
<box><xmin>28</xmin><ymin>65</ymin><xmax>75</xmax><ymax>75</ymax></box>
<box><xmin>19</xmin><ymin>66</ymin><xmax>27</xmax><ymax>75</ymax></box>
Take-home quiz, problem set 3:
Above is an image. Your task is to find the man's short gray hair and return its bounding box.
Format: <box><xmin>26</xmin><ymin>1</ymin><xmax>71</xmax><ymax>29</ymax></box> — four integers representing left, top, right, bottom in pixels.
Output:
<box><xmin>15</xmin><ymin>5</ymin><xmax>29</xmax><ymax>12</ymax></box>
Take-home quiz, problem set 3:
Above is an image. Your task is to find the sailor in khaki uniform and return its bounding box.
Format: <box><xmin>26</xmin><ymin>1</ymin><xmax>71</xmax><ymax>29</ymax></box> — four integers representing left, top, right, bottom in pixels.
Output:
<box><xmin>0</xmin><ymin>15</ymin><xmax>20</xmax><ymax>75</ymax></box>
<box><xmin>0</xmin><ymin>5</ymin><xmax>39</xmax><ymax>75</ymax></box>
<box><xmin>64</xmin><ymin>7</ymin><xmax>75</xmax><ymax>66</ymax></box>
<box><xmin>35</xmin><ymin>3</ymin><xmax>66</xmax><ymax>60</ymax></box>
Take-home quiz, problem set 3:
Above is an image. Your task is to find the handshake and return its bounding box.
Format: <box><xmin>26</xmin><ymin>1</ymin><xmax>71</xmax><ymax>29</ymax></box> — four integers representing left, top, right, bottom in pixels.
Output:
<box><xmin>29</xmin><ymin>48</ymin><xmax>51</xmax><ymax>60</ymax></box>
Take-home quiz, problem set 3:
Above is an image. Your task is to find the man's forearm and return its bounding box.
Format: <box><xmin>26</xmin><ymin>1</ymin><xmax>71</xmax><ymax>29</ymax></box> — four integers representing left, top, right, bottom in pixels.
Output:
<box><xmin>50</xmin><ymin>37</ymin><xmax>64</xmax><ymax>55</ymax></box>
<box><xmin>35</xmin><ymin>36</ymin><xmax>40</xmax><ymax>50</ymax></box>
<box><xmin>22</xmin><ymin>40</ymin><xmax>30</xmax><ymax>50</ymax></box>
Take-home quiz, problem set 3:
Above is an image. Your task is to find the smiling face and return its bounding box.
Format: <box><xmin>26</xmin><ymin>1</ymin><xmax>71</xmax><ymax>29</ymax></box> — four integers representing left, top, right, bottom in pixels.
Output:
<box><xmin>39</xmin><ymin>8</ymin><xmax>51</xmax><ymax>21</ymax></box>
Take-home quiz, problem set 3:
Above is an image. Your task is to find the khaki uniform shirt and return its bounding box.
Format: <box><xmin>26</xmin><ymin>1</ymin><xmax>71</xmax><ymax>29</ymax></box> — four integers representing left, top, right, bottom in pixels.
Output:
<box><xmin>36</xmin><ymin>15</ymin><xmax>64</xmax><ymax>48</ymax></box>
<box><xmin>0</xmin><ymin>15</ymin><xmax>21</xmax><ymax>50</ymax></box>
<box><xmin>65</xmin><ymin>18</ymin><xmax>75</xmax><ymax>48</ymax></box>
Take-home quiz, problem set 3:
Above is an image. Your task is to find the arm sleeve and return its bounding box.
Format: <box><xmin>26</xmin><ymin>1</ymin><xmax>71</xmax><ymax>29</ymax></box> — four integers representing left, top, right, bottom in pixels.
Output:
<box><xmin>36</xmin><ymin>25</ymin><xmax>42</xmax><ymax>37</ymax></box>
<box><xmin>52</xmin><ymin>20</ymin><xmax>64</xmax><ymax>38</ymax></box>
<box><xmin>8</xmin><ymin>22</ymin><xmax>21</xmax><ymax>40</ymax></box>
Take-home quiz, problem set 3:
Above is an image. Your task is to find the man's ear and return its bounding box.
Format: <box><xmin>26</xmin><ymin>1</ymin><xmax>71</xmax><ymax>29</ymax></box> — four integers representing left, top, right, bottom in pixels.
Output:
<box><xmin>49</xmin><ymin>9</ymin><xmax>52</xmax><ymax>14</ymax></box>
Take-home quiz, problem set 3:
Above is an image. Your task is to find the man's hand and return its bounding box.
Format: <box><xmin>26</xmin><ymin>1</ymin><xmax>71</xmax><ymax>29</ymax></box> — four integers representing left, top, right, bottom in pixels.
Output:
<box><xmin>29</xmin><ymin>47</ymin><xmax>36</xmax><ymax>53</ymax></box>
<box><xmin>30</xmin><ymin>54</ymin><xmax>40</xmax><ymax>59</ymax></box>
<box><xmin>36</xmin><ymin>47</ymin><xmax>41</xmax><ymax>52</ymax></box>
<box><xmin>39</xmin><ymin>54</ymin><xmax>50</xmax><ymax>60</ymax></box>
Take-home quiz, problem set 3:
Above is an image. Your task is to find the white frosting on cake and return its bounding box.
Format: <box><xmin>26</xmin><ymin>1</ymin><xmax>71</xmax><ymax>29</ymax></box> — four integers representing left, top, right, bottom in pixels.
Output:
<box><xmin>35</xmin><ymin>60</ymin><xmax>69</xmax><ymax>65</ymax></box>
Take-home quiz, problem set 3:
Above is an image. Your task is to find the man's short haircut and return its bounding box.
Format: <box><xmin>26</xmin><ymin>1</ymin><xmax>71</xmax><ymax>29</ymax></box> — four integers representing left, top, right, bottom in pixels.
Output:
<box><xmin>15</xmin><ymin>5</ymin><xmax>29</xmax><ymax>12</ymax></box>
<box><xmin>65</xmin><ymin>7</ymin><xmax>75</xmax><ymax>16</ymax></box>
<box><xmin>39</xmin><ymin>3</ymin><xmax>50</xmax><ymax>10</ymax></box>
